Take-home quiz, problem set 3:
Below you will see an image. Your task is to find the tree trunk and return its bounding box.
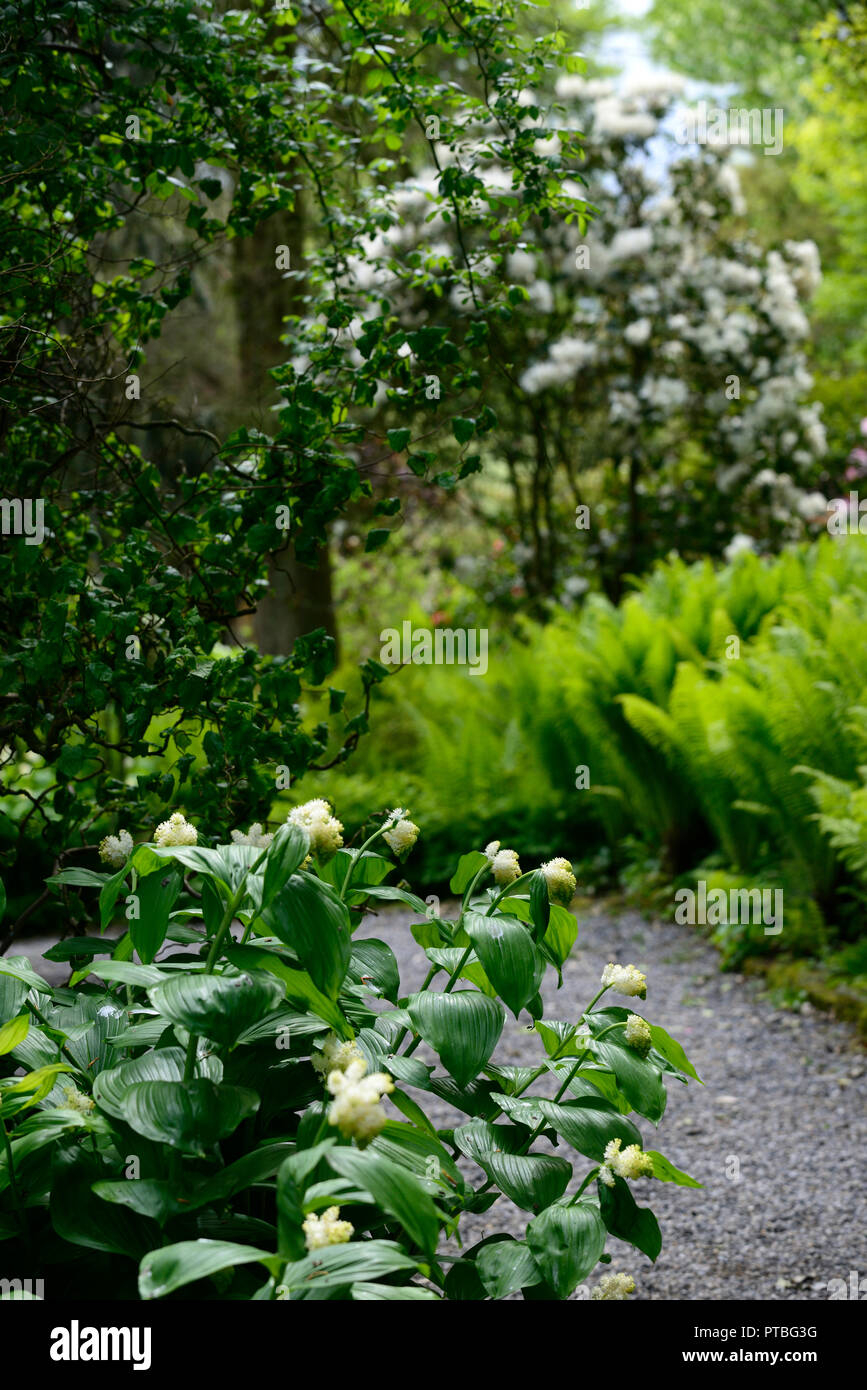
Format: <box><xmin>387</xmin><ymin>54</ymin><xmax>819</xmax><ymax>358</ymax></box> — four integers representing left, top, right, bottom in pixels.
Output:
<box><xmin>231</xmin><ymin>163</ymin><xmax>338</xmax><ymax>657</ymax></box>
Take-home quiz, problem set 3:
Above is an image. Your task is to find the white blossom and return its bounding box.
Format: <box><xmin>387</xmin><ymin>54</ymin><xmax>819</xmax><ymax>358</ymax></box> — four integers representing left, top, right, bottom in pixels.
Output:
<box><xmin>99</xmin><ymin>829</ymin><xmax>133</xmax><ymax>867</ymax></box>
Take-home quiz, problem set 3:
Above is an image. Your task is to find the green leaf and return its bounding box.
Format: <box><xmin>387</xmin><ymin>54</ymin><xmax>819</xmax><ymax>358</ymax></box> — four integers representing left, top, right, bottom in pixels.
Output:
<box><xmin>463</xmin><ymin>910</ymin><xmax>542</xmax><ymax>1017</ymax></box>
<box><xmin>526</xmin><ymin>1202</ymin><xmax>607</xmax><ymax>1297</ymax></box>
<box><xmin>449</xmin><ymin>850</ymin><xmax>488</xmax><ymax>895</ymax></box>
<box><xmin>140</xmin><ymin>1240</ymin><xmax>280</xmax><ymax>1299</ymax></box>
<box><xmin>529</xmin><ymin>871</ymin><xmax>551</xmax><ymax>940</ymax></box>
<box><xmin>224</xmin><ymin>945</ymin><xmax>351</xmax><ymax>1036</ymax></box>
<box><xmin>592</xmin><ymin>1040</ymin><xmax>666</xmax><ymax>1122</ymax></box>
<box><xmin>349</xmin><ymin>938</ymin><xmax>400</xmax><ymax>1003</ymax></box>
<box><xmin>51</xmin><ymin>1150</ymin><xmax>158</xmax><ymax>1258</ymax></box>
<box><xmin>46</xmin><ymin>867</ymin><xmax>111</xmax><ymax>889</ymax></box>
<box><xmin>118</xmin><ymin>1079</ymin><xmax>259</xmax><ymax>1155</ymax></box>
<box><xmin>90</xmin><ymin>960</ymin><xmax>166</xmax><ymax>988</ymax></box>
<box><xmin>0</xmin><ymin>1014</ymin><xmax>29</xmax><ymax>1055</ymax></box>
<box><xmin>544</xmin><ymin>904</ymin><xmax>578</xmax><ymax>968</ymax></box>
<box><xmin>149</xmin><ymin>971</ymin><xmax>284</xmax><ymax>1048</ymax></box>
<box><xmin>261</xmin><ymin>822</ymin><xmax>310</xmax><ymax>910</ymax></box>
<box><xmin>352</xmin><ymin>1282</ymin><xmax>439</xmax><ymax>1300</ymax></box>
<box><xmin>0</xmin><ymin>955</ymin><xmax>52</xmax><ymax>994</ymax></box>
<box><xmin>328</xmin><ymin>1147</ymin><xmax>441</xmax><ymax>1257</ymax></box>
<box><xmin>93</xmin><ymin>1047</ymin><xmax>220</xmax><ymax>1121</ymax></box>
<box><xmin>452</xmin><ymin>416</ymin><xmax>475</xmax><ymax>443</ymax></box>
<box><xmin>475</xmin><ymin>1237</ymin><xmax>542</xmax><ymax>1298</ymax></box>
<box><xmin>645</xmin><ymin>1150</ymin><xmax>702</xmax><ymax>1187</ymax></box>
<box><xmin>407</xmin><ymin>990</ymin><xmax>504</xmax><ymax>1087</ymax></box>
<box><xmin>648</xmin><ymin>1024</ymin><xmax>703</xmax><ymax>1082</ymax></box>
<box><xmin>277</xmin><ymin>1240</ymin><xmax>418</xmax><ymax>1297</ymax></box>
<box><xmin>131</xmin><ymin>863</ymin><xmax>184</xmax><ymax>962</ymax></box>
<box><xmin>387</xmin><ymin>427</ymin><xmax>411</xmax><ymax>452</ymax></box>
<box><xmin>92</xmin><ymin>1179</ymin><xmax>188</xmax><ymax>1226</ymax></box>
<box><xmin>261</xmin><ymin>872</ymin><xmax>351</xmax><ymax>1000</ymax></box>
<box><xmin>482</xmin><ymin>1152</ymin><xmax>571</xmax><ymax>1213</ymax></box>
<box><xmin>598</xmin><ymin>1174</ymin><xmax>662</xmax><ymax>1261</ymax></box>
<box><xmin>99</xmin><ymin>863</ymin><xmax>131</xmax><ymax>930</ymax></box>
<box><xmin>536</xmin><ymin>1097</ymin><xmax>644</xmax><ymax>1163</ymax></box>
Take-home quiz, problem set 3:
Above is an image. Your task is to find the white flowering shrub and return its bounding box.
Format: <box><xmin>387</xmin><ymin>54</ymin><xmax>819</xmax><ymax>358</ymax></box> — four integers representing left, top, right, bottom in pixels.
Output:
<box><xmin>0</xmin><ymin>804</ymin><xmax>700</xmax><ymax>1301</ymax></box>
<box><xmin>309</xmin><ymin>72</ymin><xmax>828</xmax><ymax>598</ymax></box>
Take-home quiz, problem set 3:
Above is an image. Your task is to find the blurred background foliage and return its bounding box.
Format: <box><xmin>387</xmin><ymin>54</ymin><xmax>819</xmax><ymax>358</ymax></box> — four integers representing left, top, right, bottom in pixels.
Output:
<box><xmin>4</xmin><ymin>0</ymin><xmax>867</xmax><ymax>1007</ymax></box>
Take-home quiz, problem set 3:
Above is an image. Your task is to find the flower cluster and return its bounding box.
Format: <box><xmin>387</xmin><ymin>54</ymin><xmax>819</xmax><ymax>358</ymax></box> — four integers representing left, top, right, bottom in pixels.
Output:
<box><xmin>230</xmin><ymin>822</ymin><xmax>274</xmax><ymax>849</ymax></box>
<box><xmin>302</xmin><ymin>1206</ymin><xmax>354</xmax><ymax>1251</ymax></box>
<box><xmin>61</xmin><ymin>1085</ymin><xmax>95</xmax><ymax>1114</ymax></box>
<box><xmin>326</xmin><ymin>1056</ymin><xmax>394</xmax><ymax>1145</ymax></box>
<box><xmin>287</xmin><ymin>799</ymin><xmax>344</xmax><ymax>859</ymax></box>
<box><xmin>601</xmin><ymin>962</ymin><xmax>647</xmax><ymax>998</ymax></box>
<box><xmin>98</xmin><ymin>829</ymin><xmax>133</xmax><ymax>868</ymax></box>
<box><xmin>153</xmin><ymin>812</ymin><xmax>197</xmax><ymax>848</ymax></box>
<box><xmin>624</xmin><ymin>1013</ymin><xmax>652</xmax><ymax>1057</ymax></box>
<box><xmin>598</xmin><ymin>1138</ymin><xmax>654</xmax><ymax>1186</ymax></box>
<box><xmin>312</xmin><ymin>1033</ymin><xmax>365</xmax><ymax>1080</ymax></box>
<box><xmin>382</xmin><ymin>814</ymin><xmax>420</xmax><ymax>856</ymax></box>
<box><xmin>485</xmin><ymin>840</ymin><xmax>522</xmax><ymax>885</ymax></box>
<box><xmin>591</xmin><ymin>1272</ymin><xmax>636</xmax><ymax>1301</ymax></box>
<box><xmin>540</xmin><ymin>857</ymin><xmax>577</xmax><ymax>905</ymax></box>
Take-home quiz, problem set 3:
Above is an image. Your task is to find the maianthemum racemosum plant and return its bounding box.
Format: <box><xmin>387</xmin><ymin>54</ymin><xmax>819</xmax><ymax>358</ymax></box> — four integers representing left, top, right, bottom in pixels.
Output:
<box><xmin>0</xmin><ymin>802</ymin><xmax>701</xmax><ymax>1302</ymax></box>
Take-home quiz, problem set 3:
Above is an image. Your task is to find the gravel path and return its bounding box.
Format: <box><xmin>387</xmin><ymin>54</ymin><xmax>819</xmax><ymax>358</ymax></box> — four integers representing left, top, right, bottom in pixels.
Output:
<box><xmin>360</xmin><ymin>901</ymin><xmax>867</xmax><ymax>1302</ymax></box>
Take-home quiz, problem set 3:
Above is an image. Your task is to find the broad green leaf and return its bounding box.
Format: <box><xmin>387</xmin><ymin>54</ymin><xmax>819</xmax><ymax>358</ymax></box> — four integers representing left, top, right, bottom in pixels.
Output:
<box><xmin>131</xmin><ymin>864</ymin><xmax>183</xmax><ymax>963</ymax></box>
<box><xmin>0</xmin><ymin>956</ymin><xmax>52</xmax><ymax>994</ymax></box>
<box><xmin>599</xmin><ymin>1174</ymin><xmax>662</xmax><ymax>1260</ymax></box>
<box><xmin>463</xmin><ymin>910</ymin><xmax>542</xmax><ymax>1017</ymax></box>
<box><xmin>224</xmin><ymin>944</ymin><xmax>351</xmax><ymax>1036</ymax></box>
<box><xmin>526</xmin><ymin>1202</ymin><xmax>607</xmax><ymax>1297</ymax></box>
<box><xmin>51</xmin><ymin>1150</ymin><xmax>158</xmax><ymax>1258</ymax></box>
<box><xmin>261</xmin><ymin>872</ymin><xmax>351</xmax><ymax>1000</ymax></box>
<box><xmin>92</xmin><ymin>1179</ymin><xmax>188</xmax><ymax>1226</ymax></box>
<box><xmin>0</xmin><ymin>1014</ymin><xmax>28</xmax><ymax>1055</ymax></box>
<box><xmin>93</xmin><ymin>1047</ymin><xmax>221</xmax><ymax>1120</ymax></box>
<box><xmin>328</xmin><ymin>1147</ymin><xmax>441</xmax><ymax>1257</ymax></box>
<box><xmin>140</xmin><ymin>1239</ymin><xmax>280</xmax><ymax>1299</ymax></box>
<box><xmin>452</xmin><ymin>1119</ymin><xmax>526</xmax><ymax>1165</ymax></box>
<box><xmin>371</xmin><ymin>1122</ymin><xmax>465</xmax><ymax>1195</ymax></box>
<box><xmin>646</xmin><ymin>1150</ymin><xmax>702</xmax><ymax>1187</ymax></box>
<box><xmin>89</xmin><ymin>960</ymin><xmax>165</xmax><ymax>988</ymax></box>
<box><xmin>351</xmin><ymin>1282</ymin><xmax>439</xmax><ymax>1300</ymax></box>
<box><xmin>537</xmin><ymin>1097</ymin><xmax>644</xmax><ymax>1163</ymax></box>
<box><xmin>353</xmin><ymin>885</ymin><xmax>430</xmax><ymax>915</ymax></box>
<box><xmin>277</xmin><ymin>1240</ymin><xmax>418</xmax><ymax>1296</ymax></box>
<box><xmin>648</xmin><ymin>1024</ymin><xmax>703</xmax><ymax>1082</ymax></box>
<box><xmin>118</xmin><ymin>1079</ymin><xmax>259</xmax><ymax>1154</ymax></box>
<box><xmin>544</xmin><ymin>903</ymin><xmax>578</xmax><ymax>968</ymax></box>
<box><xmin>261</xmin><ymin>822</ymin><xmax>310</xmax><ymax>910</ymax></box>
<box><xmin>449</xmin><ymin>850</ymin><xmax>488</xmax><ymax>895</ymax></box>
<box><xmin>99</xmin><ymin>863</ymin><xmax>132</xmax><ymax>930</ymax></box>
<box><xmin>529</xmin><ymin>871</ymin><xmax>550</xmax><ymax>940</ymax></box>
<box><xmin>407</xmin><ymin>989</ymin><xmax>504</xmax><ymax>1087</ymax></box>
<box><xmin>349</xmin><ymin>938</ymin><xmax>400</xmax><ymax>1003</ymax></box>
<box><xmin>149</xmin><ymin>971</ymin><xmax>284</xmax><ymax>1048</ymax></box>
<box><xmin>476</xmin><ymin>1237</ymin><xmax>542</xmax><ymax>1298</ymax></box>
<box><xmin>482</xmin><ymin>1152</ymin><xmax>571</xmax><ymax>1212</ymax></box>
<box><xmin>592</xmin><ymin>1040</ymin><xmax>666</xmax><ymax>1123</ymax></box>
<box><xmin>46</xmin><ymin>867</ymin><xmax>111</xmax><ymax>889</ymax></box>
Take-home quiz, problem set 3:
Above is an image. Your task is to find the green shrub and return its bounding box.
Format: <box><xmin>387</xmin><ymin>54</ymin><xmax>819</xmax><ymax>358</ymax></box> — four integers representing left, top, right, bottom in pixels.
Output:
<box><xmin>0</xmin><ymin>808</ymin><xmax>699</xmax><ymax>1301</ymax></box>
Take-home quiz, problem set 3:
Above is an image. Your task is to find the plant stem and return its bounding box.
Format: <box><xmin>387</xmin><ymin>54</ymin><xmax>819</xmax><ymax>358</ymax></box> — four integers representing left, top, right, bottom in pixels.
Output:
<box><xmin>182</xmin><ymin>856</ymin><xmax>266</xmax><ymax>1083</ymax></box>
<box><xmin>1</xmin><ymin>1118</ymin><xmax>28</xmax><ymax>1246</ymax></box>
<box><xmin>338</xmin><ymin>826</ymin><xmax>385</xmax><ymax>901</ymax></box>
